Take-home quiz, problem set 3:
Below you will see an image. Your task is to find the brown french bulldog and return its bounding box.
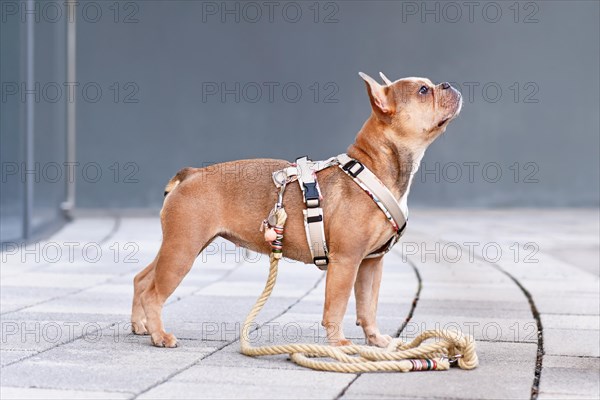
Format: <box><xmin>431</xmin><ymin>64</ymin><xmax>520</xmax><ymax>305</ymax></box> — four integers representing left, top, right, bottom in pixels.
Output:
<box><xmin>131</xmin><ymin>72</ymin><xmax>462</xmax><ymax>348</ymax></box>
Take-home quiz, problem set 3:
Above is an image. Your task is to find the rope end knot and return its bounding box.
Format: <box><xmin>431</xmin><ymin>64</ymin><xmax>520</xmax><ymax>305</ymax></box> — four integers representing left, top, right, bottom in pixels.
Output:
<box><xmin>269</xmin><ymin>208</ymin><xmax>287</xmax><ymax>259</ymax></box>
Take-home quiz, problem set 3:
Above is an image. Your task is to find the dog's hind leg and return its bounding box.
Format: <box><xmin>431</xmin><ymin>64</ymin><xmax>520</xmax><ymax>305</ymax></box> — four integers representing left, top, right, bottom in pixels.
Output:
<box><xmin>140</xmin><ymin>209</ymin><xmax>217</xmax><ymax>348</ymax></box>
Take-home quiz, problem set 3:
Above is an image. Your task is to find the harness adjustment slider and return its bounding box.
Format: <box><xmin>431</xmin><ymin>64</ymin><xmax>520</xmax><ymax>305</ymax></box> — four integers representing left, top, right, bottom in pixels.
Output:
<box><xmin>342</xmin><ymin>159</ymin><xmax>365</xmax><ymax>178</ymax></box>
<box><xmin>306</xmin><ymin>215</ymin><xmax>323</xmax><ymax>223</ymax></box>
<box><xmin>313</xmin><ymin>256</ymin><xmax>329</xmax><ymax>269</ymax></box>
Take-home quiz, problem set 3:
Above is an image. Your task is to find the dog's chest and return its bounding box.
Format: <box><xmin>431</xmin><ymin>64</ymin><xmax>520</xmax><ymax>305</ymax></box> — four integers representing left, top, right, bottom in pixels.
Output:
<box><xmin>398</xmin><ymin>149</ymin><xmax>425</xmax><ymax>216</ymax></box>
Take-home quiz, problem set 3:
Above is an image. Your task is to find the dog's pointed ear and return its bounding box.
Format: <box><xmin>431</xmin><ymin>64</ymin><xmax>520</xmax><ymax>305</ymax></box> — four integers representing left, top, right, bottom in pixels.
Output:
<box><xmin>359</xmin><ymin>72</ymin><xmax>395</xmax><ymax>117</ymax></box>
<box><xmin>379</xmin><ymin>72</ymin><xmax>393</xmax><ymax>86</ymax></box>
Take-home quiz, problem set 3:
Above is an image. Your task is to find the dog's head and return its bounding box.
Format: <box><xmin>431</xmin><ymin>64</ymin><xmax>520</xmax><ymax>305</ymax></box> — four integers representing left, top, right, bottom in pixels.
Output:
<box><xmin>359</xmin><ymin>72</ymin><xmax>462</xmax><ymax>145</ymax></box>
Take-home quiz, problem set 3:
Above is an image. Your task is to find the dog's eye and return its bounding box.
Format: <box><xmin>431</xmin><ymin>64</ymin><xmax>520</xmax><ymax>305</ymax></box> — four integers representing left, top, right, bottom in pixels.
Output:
<box><xmin>418</xmin><ymin>86</ymin><xmax>429</xmax><ymax>95</ymax></box>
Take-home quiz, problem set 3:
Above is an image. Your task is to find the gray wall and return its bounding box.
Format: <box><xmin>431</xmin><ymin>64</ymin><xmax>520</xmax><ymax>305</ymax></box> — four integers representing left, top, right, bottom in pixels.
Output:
<box><xmin>1</xmin><ymin>3</ymin><xmax>67</xmax><ymax>241</ymax></box>
<box><xmin>75</xmin><ymin>1</ymin><xmax>599</xmax><ymax>209</ymax></box>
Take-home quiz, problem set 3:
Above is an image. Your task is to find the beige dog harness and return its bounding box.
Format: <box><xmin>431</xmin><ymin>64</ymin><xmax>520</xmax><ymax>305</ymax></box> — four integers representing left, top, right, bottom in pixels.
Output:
<box><xmin>268</xmin><ymin>154</ymin><xmax>407</xmax><ymax>270</ymax></box>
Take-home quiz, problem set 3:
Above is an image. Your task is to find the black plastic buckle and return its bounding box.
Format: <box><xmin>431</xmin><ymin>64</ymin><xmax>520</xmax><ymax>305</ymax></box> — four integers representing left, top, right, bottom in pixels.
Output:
<box><xmin>303</xmin><ymin>182</ymin><xmax>320</xmax><ymax>207</ymax></box>
<box><xmin>342</xmin><ymin>159</ymin><xmax>364</xmax><ymax>178</ymax></box>
<box><xmin>313</xmin><ymin>256</ymin><xmax>329</xmax><ymax>267</ymax></box>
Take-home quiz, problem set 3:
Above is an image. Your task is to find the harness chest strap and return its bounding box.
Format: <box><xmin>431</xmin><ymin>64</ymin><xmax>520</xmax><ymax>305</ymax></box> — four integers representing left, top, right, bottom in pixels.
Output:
<box><xmin>272</xmin><ymin>154</ymin><xmax>407</xmax><ymax>269</ymax></box>
<box><xmin>336</xmin><ymin>153</ymin><xmax>407</xmax><ymax>235</ymax></box>
<box><xmin>295</xmin><ymin>156</ymin><xmax>330</xmax><ymax>268</ymax></box>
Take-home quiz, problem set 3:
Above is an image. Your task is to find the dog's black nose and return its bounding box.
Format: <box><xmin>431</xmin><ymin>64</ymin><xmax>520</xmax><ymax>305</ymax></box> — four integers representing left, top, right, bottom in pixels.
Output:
<box><xmin>441</xmin><ymin>82</ymin><xmax>451</xmax><ymax>90</ymax></box>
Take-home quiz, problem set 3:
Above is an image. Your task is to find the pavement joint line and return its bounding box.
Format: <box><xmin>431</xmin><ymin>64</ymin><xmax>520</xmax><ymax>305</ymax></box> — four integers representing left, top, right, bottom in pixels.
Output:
<box><xmin>336</xmin><ymin>252</ymin><xmax>424</xmax><ymax>400</ymax></box>
<box><xmin>539</xmin><ymin>313</ymin><xmax>600</xmax><ymax>316</ymax></box>
<box><xmin>486</xmin><ymin>261</ymin><xmax>544</xmax><ymax>400</ymax></box>
<box><xmin>394</xmin><ymin>254</ymin><xmax>423</xmax><ymax>339</ymax></box>
<box><xmin>0</xmin><ymin>288</ymin><xmax>84</xmax><ymax>316</ymax></box>
<box><xmin>429</xmin><ymin>232</ymin><xmax>545</xmax><ymax>400</ymax></box>
<box><xmin>142</xmin><ymin>252</ymin><xmax>246</xmax><ymax>318</ymax></box>
<box><xmin>468</xmin><ymin>339</ymin><xmax>536</xmax><ymax>344</ymax></box>
<box><xmin>1</xmin><ymin>386</ymin><xmax>137</xmax><ymax>399</ymax></box>
<box><xmin>543</xmin><ymin>328</ymin><xmax>600</xmax><ymax>332</ymax></box>
<box><xmin>1</xmin><ymin>321</ymin><xmax>117</xmax><ymax>368</ymax></box>
<box><xmin>167</xmin><ymin>258</ymin><xmax>244</xmax><ymax>301</ymax></box>
<box><xmin>132</xmin><ymin>354</ymin><xmax>222</xmax><ymax>399</ymax></box>
<box><xmin>97</xmin><ymin>216</ymin><xmax>122</xmax><ymax>246</ymax></box>
<box><xmin>416</xmin><ymin>230</ymin><xmax>546</xmax><ymax>400</ymax></box>
<box><xmin>0</xmin><ymin>264</ymin><xmax>51</xmax><ymax>278</ymax></box>
<box><xmin>1</xmin><ymin>348</ymin><xmax>38</xmax><ymax>352</ymax></box>
<box><xmin>135</xmin><ymin>243</ymin><xmax>249</xmax><ymax>313</ymax></box>
<box><xmin>544</xmin><ymin>354</ymin><xmax>600</xmax><ymax>359</ymax></box>
<box><xmin>335</xmin><ymin>375</ymin><xmax>360</xmax><ymax>399</ymax></box>
<box><xmin>0</xmin><ymin>217</ymin><xmax>126</xmax><ymax>317</ymax></box>
<box><xmin>0</xmin><ymin>218</ymin><xmax>120</xmax><ymax>278</ymax></box>
<box><xmin>132</xmin><ymin>268</ymin><xmax>326</xmax><ymax>398</ymax></box>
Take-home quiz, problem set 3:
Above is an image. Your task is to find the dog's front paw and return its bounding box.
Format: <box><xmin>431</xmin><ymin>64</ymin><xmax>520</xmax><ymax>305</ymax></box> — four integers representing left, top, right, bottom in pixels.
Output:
<box><xmin>131</xmin><ymin>320</ymin><xmax>148</xmax><ymax>335</ymax></box>
<box><xmin>151</xmin><ymin>332</ymin><xmax>178</xmax><ymax>348</ymax></box>
<box><xmin>330</xmin><ymin>338</ymin><xmax>354</xmax><ymax>347</ymax></box>
<box><xmin>367</xmin><ymin>333</ymin><xmax>392</xmax><ymax>348</ymax></box>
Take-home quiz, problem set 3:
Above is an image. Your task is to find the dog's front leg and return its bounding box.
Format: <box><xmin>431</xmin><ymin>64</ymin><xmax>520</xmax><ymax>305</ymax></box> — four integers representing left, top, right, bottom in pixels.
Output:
<box><xmin>322</xmin><ymin>256</ymin><xmax>360</xmax><ymax>346</ymax></box>
<box><xmin>354</xmin><ymin>256</ymin><xmax>392</xmax><ymax>347</ymax></box>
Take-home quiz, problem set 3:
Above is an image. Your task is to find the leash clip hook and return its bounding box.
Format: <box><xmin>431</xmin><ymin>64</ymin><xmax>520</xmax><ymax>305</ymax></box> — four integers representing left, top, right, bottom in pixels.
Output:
<box><xmin>441</xmin><ymin>353</ymin><xmax>463</xmax><ymax>364</ymax></box>
<box><xmin>276</xmin><ymin>179</ymin><xmax>288</xmax><ymax>210</ymax></box>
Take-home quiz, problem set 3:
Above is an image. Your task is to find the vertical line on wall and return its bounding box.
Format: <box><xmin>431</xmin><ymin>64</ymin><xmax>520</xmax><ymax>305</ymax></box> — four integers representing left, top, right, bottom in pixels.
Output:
<box><xmin>62</xmin><ymin>0</ymin><xmax>77</xmax><ymax>216</ymax></box>
<box><xmin>23</xmin><ymin>0</ymin><xmax>35</xmax><ymax>239</ymax></box>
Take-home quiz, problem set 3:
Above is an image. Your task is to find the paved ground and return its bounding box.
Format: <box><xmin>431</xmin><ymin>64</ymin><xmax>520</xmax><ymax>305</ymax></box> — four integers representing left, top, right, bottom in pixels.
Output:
<box><xmin>1</xmin><ymin>209</ymin><xmax>598</xmax><ymax>399</ymax></box>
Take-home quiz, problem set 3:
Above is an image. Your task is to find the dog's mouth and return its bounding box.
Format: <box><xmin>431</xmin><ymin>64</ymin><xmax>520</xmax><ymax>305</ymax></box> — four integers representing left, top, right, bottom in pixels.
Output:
<box><xmin>437</xmin><ymin>92</ymin><xmax>462</xmax><ymax>127</ymax></box>
<box><xmin>437</xmin><ymin>117</ymin><xmax>450</xmax><ymax>127</ymax></box>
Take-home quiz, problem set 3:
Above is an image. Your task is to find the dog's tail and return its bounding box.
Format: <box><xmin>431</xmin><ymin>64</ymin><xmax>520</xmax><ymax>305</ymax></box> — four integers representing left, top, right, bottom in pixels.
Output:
<box><xmin>164</xmin><ymin>167</ymin><xmax>195</xmax><ymax>197</ymax></box>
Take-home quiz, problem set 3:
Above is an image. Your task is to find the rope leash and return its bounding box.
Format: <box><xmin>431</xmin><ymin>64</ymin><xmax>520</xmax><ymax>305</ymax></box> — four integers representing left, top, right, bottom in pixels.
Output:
<box><xmin>242</xmin><ymin>207</ymin><xmax>479</xmax><ymax>373</ymax></box>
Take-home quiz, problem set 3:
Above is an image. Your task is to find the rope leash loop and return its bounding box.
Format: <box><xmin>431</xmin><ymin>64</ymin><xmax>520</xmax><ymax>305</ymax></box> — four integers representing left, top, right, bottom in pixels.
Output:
<box><xmin>241</xmin><ymin>207</ymin><xmax>479</xmax><ymax>373</ymax></box>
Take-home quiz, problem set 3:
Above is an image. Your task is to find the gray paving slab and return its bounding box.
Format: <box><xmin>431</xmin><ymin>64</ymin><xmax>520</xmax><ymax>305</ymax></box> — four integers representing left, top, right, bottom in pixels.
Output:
<box><xmin>0</xmin><ymin>354</ymin><xmax>201</xmax><ymax>394</ymax></box>
<box><xmin>538</xmin><ymin>367</ymin><xmax>600</xmax><ymax>399</ymax></box>
<box><xmin>0</xmin><ymin>350</ymin><xmax>36</xmax><ymax>367</ymax></box>
<box><xmin>0</xmin><ymin>287</ymin><xmax>68</xmax><ymax>314</ymax></box>
<box><xmin>543</xmin><ymin>355</ymin><xmax>600</xmax><ymax>370</ymax></box>
<box><xmin>138</xmin><ymin>379</ymin><xmax>348</xmax><ymax>400</ymax></box>
<box><xmin>416</xmin><ymin>298</ymin><xmax>532</xmax><ymax>313</ymax></box>
<box><xmin>198</xmin><ymin>341</ymin><xmax>307</xmax><ymax>371</ymax></box>
<box><xmin>0</xmin><ymin>314</ymin><xmax>120</xmax><ymax>354</ymax></box>
<box><xmin>534</xmin><ymin>295</ymin><xmax>600</xmax><ymax>316</ymax></box>
<box><xmin>0</xmin><ymin>326</ymin><xmax>219</xmax><ymax>393</ymax></box>
<box><xmin>543</xmin><ymin>328</ymin><xmax>600</xmax><ymax>357</ymax></box>
<box><xmin>171</xmin><ymin>365</ymin><xmax>355</xmax><ymax>390</ymax></box>
<box><xmin>541</xmin><ymin>314</ymin><xmax>600</xmax><ymax>331</ymax></box>
<box><xmin>548</xmin><ymin>246</ymin><xmax>600</xmax><ymax>276</ymax></box>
